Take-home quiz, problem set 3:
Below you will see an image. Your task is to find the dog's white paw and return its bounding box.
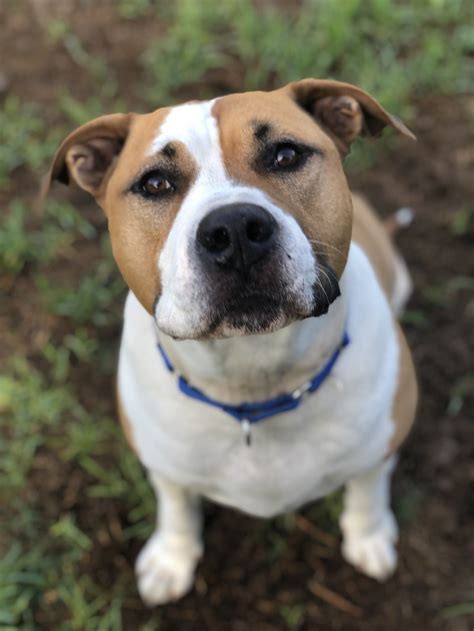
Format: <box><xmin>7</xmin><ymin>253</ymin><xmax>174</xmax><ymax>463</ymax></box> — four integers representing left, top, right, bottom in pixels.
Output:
<box><xmin>136</xmin><ymin>533</ymin><xmax>202</xmax><ymax>606</ymax></box>
<box><xmin>340</xmin><ymin>511</ymin><xmax>398</xmax><ymax>581</ymax></box>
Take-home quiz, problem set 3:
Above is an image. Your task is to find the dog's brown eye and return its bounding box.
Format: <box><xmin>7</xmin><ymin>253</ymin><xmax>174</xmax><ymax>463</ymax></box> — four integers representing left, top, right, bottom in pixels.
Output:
<box><xmin>142</xmin><ymin>173</ymin><xmax>173</xmax><ymax>195</ymax></box>
<box><xmin>274</xmin><ymin>145</ymin><xmax>300</xmax><ymax>168</ymax></box>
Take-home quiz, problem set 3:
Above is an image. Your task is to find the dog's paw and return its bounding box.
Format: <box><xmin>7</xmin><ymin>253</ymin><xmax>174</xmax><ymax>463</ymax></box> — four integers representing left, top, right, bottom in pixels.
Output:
<box><xmin>340</xmin><ymin>511</ymin><xmax>398</xmax><ymax>581</ymax></box>
<box><xmin>136</xmin><ymin>533</ymin><xmax>202</xmax><ymax>606</ymax></box>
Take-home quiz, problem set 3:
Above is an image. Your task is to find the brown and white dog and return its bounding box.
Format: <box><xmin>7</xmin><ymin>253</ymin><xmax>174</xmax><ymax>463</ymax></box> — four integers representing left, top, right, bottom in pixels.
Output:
<box><xmin>46</xmin><ymin>79</ymin><xmax>417</xmax><ymax>606</ymax></box>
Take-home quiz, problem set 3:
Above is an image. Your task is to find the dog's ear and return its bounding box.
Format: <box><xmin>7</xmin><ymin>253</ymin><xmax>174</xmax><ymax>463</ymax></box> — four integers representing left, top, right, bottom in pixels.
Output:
<box><xmin>284</xmin><ymin>79</ymin><xmax>415</xmax><ymax>155</ymax></box>
<box><xmin>44</xmin><ymin>113</ymin><xmax>134</xmax><ymax>199</ymax></box>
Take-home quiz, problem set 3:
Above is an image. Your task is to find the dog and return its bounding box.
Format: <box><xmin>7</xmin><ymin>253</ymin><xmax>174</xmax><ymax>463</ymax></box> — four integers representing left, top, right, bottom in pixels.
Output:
<box><xmin>45</xmin><ymin>79</ymin><xmax>417</xmax><ymax>606</ymax></box>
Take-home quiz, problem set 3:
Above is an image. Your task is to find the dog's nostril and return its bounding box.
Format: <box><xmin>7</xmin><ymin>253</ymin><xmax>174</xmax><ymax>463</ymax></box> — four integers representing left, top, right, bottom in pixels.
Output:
<box><xmin>204</xmin><ymin>227</ymin><xmax>231</xmax><ymax>253</ymax></box>
<box><xmin>246</xmin><ymin>219</ymin><xmax>271</xmax><ymax>243</ymax></box>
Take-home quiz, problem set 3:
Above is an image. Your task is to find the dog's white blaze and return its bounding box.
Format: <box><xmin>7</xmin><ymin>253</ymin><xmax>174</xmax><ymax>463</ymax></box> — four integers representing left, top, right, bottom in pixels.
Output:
<box><xmin>149</xmin><ymin>99</ymin><xmax>318</xmax><ymax>339</ymax></box>
<box><xmin>148</xmin><ymin>100</ymin><xmax>227</xmax><ymax>184</ymax></box>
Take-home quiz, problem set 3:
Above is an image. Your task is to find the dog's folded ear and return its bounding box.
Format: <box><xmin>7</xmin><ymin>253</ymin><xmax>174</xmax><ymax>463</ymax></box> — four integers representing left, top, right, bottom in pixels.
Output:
<box><xmin>284</xmin><ymin>79</ymin><xmax>415</xmax><ymax>155</ymax></box>
<box><xmin>43</xmin><ymin>112</ymin><xmax>134</xmax><ymax>200</ymax></box>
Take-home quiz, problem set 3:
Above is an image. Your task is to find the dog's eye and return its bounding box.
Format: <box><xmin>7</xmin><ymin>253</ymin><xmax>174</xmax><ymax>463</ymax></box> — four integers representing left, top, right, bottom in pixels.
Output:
<box><xmin>256</xmin><ymin>140</ymin><xmax>319</xmax><ymax>175</ymax></box>
<box><xmin>274</xmin><ymin>145</ymin><xmax>300</xmax><ymax>169</ymax></box>
<box><xmin>140</xmin><ymin>172</ymin><xmax>174</xmax><ymax>196</ymax></box>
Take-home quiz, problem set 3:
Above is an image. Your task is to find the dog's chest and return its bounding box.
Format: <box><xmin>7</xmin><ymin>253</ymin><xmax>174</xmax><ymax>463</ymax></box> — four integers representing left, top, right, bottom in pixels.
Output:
<box><xmin>119</xmin><ymin>345</ymin><xmax>394</xmax><ymax>518</ymax></box>
<box><xmin>118</xmin><ymin>245</ymin><xmax>397</xmax><ymax>517</ymax></box>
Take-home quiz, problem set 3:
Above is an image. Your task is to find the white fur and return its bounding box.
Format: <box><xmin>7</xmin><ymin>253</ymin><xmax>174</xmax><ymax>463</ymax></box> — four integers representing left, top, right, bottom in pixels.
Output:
<box><xmin>148</xmin><ymin>101</ymin><xmax>317</xmax><ymax>339</ymax></box>
<box><xmin>340</xmin><ymin>456</ymin><xmax>398</xmax><ymax>580</ymax></box>
<box><xmin>136</xmin><ymin>474</ymin><xmax>202</xmax><ymax>605</ymax></box>
<box><xmin>118</xmin><ymin>243</ymin><xmax>400</xmax><ymax>604</ymax></box>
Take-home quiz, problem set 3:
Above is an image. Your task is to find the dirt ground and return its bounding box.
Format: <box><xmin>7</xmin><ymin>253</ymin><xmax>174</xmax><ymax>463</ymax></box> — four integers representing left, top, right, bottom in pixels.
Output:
<box><xmin>1</xmin><ymin>4</ymin><xmax>473</xmax><ymax>630</ymax></box>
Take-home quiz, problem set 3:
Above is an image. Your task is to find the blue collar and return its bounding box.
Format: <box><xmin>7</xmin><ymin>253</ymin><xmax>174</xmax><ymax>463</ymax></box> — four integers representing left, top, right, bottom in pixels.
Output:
<box><xmin>157</xmin><ymin>329</ymin><xmax>349</xmax><ymax>445</ymax></box>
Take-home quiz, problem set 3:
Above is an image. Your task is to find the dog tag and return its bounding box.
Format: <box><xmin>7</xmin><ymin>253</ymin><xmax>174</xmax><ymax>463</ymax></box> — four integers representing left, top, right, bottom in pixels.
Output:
<box><xmin>242</xmin><ymin>419</ymin><xmax>252</xmax><ymax>446</ymax></box>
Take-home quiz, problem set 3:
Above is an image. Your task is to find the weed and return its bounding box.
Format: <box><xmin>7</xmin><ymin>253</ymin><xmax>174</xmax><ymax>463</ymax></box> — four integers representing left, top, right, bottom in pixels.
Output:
<box><xmin>0</xmin><ymin>358</ymin><xmax>82</xmax><ymax>493</ymax></box>
<box><xmin>0</xmin><ymin>543</ymin><xmax>47</xmax><ymax>628</ymax></box>
<box><xmin>400</xmin><ymin>309</ymin><xmax>430</xmax><ymax>329</ymax></box>
<box><xmin>0</xmin><ymin>198</ymin><xmax>96</xmax><ymax>275</ymax></box>
<box><xmin>447</xmin><ymin>374</ymin><xmax>474</xmax><ymax>416</ymax></box>
<box><xmin>307</xmin><ymin>490</ymin><xmax>343</xmax><ymax>534</ymax></box>
<box><xmin>117</xmin><ymin>0</ymin><xmax>159</xmax><ymax>19</ymax></box>
<box><xmin>423</xmin><ymin>276</ymin><xmax>474</xmax><ymax>306</ymax></box>
<box><xmin>450</xmin><ymin>206</ymin><xmax>473</xmax><ymax>237</ymax></box>
<box><xmin>36</xmin><ymin>237</ymin><xmax>126</xmax><ymax>327</ymax></box>
<box><xmin>50</xmin><ymin>514</ymin><xmax>93</xmax><ymax>556</ymax></box>
<box><xmin>47</xmin><ymin>22</ymin><xmax>117</xmax><ymax>99</ymax></box>
<box><xmin>394</xmin><ymin>480</ymin><xmax>424</xmax><ymax>526</ymax></box>
<box><xmin>440</xmin><ymin>602</ymin><xmax>474</xmax><ymax>619</ymax></box>
<box><xmin>0</xmin><ymin>96</ymin><xmax>61</xmax><ymax>188</ymax></box>
<box><xmin>280</xmin><ymin>603</ymin><xmax>305</xmax><ymax>630</ymax></box>
<box><xmin>59</xmin><ymin>93</ymin><xmax>128</xmax><ymax>127</ymax></box>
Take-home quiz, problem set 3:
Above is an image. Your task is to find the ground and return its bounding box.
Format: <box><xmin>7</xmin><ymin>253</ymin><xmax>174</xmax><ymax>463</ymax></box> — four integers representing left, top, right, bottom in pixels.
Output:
<box><xmin>0</xmin><ymin>1</ymin><xmax>473</xmax><ymax>629</ymax></box>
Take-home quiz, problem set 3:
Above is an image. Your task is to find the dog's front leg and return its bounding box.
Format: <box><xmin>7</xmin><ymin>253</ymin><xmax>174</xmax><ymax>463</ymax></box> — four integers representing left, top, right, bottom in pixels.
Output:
<box><xmin>136</xmin><ymin>473</ymin><xmax>203</xmax><ymax>606</ymax></box>
<box><xmin>339</xmin><ymin>455</ymin><xmax>398</xmax><ymax>581</ymax></box>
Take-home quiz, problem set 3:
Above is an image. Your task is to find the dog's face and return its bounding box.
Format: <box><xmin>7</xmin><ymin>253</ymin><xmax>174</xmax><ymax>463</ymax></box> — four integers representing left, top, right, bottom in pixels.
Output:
<box><xmin>47</xmin><ymin>79</ymin><xmax>413</xmax><ymax>339</ymax></box>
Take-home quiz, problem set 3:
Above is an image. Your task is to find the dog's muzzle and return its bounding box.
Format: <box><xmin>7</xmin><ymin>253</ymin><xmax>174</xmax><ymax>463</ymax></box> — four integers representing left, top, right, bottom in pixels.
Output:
<box><xmin>155</xmin><ymin>201</ymin><xmax>341</xmax><ymax>339</ymax></box>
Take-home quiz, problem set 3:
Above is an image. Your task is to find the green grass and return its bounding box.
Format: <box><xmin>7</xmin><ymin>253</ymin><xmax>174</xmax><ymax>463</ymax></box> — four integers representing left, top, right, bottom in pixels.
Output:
<box><xmin>0</xmin><ymin>199</ymin><xmax>97</xmax><ymax>275</ymax></box>
<box><xmin>0</xmin><ymin>97</ymin><xmax>63</xmax><ymax>189</ymax></box>
<box><xmin>143</xmin><ymin>0</ymin><xmax>474</xmax><ymax>111</ymax></box>
<box><xmin>1</xmin><ymin>0</ymin><xmax>473</xmax><ymax>625</ymax></box>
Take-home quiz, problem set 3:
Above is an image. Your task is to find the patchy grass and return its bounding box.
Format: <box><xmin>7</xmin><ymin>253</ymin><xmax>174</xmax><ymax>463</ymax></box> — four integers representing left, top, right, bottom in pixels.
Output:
<box><xmin>0</xmin><ymin>97</ymin><xmax>62</xmax><ymax>188</ymax></box>
<box><xmin>143</xmin><ymin>0</ymin><xmax>474</xmax><ymax>111</ymax></box>
<box><xmin>0</xmin><ymin>199</ymin><xmax>96</xmax><ymax>275</ymax></box>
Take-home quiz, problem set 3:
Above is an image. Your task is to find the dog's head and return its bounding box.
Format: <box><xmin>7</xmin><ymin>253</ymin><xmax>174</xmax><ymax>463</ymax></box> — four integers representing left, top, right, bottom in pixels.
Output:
<box><xmin>46</xmin><ymin>79</ymin><xmax>413</xmax><ymax>339</ymax></box>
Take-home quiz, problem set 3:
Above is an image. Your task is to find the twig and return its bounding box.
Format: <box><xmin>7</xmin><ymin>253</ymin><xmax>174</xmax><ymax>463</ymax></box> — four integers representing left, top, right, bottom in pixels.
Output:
<box><xmin>295</xmin><ymin>514</ymin><xmax>338</xmax><ymax>548</ymax></box>
<box><xmin>308</xmin><ymin>580</ymin><xmax>364</xmax><ymax>618</ymax></box>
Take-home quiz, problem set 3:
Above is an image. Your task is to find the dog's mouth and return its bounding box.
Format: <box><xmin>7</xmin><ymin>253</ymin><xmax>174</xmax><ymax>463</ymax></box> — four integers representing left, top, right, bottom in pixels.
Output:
<box><xmin>194</xmin><ymin>272</ymin><xmax>340</xmax><ymax>340</ymax></box>
<box><xmin>205</xmin><ymin>293</ymin><xmax>298</xmax><ymax>337</ymax></box>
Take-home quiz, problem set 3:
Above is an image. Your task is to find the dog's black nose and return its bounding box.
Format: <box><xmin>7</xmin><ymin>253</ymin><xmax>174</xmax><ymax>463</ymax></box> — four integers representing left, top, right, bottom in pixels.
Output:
<box><xmin>196</xmin><ymin>203</ymin><xmax>276</xmax><ymax>274</ymax></box>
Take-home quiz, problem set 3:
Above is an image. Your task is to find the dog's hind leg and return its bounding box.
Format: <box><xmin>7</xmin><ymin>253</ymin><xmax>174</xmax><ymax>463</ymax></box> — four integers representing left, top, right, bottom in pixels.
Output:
<box><xmin>136</xmin><ymin>473</ymin><xmax>203</xmax><ymax>606</ymax></box>
<box><xmin>339</xmin><ymin>456</ymin><xmax>398</xmax><ymax>581</ymax></box>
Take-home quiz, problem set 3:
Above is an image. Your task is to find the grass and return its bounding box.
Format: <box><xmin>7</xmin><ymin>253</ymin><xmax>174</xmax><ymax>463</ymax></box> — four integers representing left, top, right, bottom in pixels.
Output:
<box><xmin>1</xmin><ymin>0</ymin><xmax>473</xmax><ymax>626</ymax></box>
<box><xmin>0</xmin><ymin>199</ymin><xmax>96</xmax><ymax>275</ymax></box>
<box><xmin>0</xmin><ymin>97</ymin><xmax>62</xmax><ymax>189</ymax></box>
<box><xmin>143</xmin><ymin>0</ymin><xmax>474</xmax><ymax>110</ymax></box>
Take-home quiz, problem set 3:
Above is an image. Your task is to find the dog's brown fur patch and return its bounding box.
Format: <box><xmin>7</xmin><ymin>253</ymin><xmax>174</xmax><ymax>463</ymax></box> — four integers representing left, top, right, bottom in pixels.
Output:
<box><xmin>351</xmin><ymin>193</ymin><xmax>398</xmax><ymax>299</ymax></box>
<box><xmin>388</xmin><ymin>322</ymin><xmax>418</xmax><ymax>454</ymax></box>
<box><xmin>104</xmin><ymin>112</ymin><xmax>198</xmax><ymax>312</ymax></box>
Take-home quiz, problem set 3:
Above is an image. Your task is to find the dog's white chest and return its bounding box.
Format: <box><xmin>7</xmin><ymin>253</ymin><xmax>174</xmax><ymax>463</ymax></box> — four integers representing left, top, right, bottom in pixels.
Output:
<box><xmin>118</xmin><ymin>245</ymin><xmax>397</xmax><ymax>518</ymax></box>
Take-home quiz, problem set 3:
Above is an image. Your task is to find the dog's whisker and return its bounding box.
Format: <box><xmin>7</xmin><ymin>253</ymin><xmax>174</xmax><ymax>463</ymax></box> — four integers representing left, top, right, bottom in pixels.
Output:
<box><xmin>314</xmin><ymin>269</ymin><xmax>330</xmax><ymax>306</ymax></box>
<box><xmin>308</xmin><ymin>239</ymin><xmax>344</xmax><ymax>256</ymax></box>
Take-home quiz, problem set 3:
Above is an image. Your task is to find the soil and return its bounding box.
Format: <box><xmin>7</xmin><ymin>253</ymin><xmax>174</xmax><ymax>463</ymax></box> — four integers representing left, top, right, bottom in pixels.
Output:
<box><xmin>1</xmin><ymin>3</ymin><xmax>473</xmax><ymax>630</ymax></box>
